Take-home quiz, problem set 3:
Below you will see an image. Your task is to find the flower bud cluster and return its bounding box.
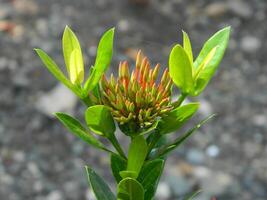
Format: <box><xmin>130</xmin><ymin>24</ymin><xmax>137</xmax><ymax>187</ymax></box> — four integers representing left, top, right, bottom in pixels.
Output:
<box><xmin>101</xmin><ymin>51</ymin><xmax>173</xmax><ymax>129</ymax></box>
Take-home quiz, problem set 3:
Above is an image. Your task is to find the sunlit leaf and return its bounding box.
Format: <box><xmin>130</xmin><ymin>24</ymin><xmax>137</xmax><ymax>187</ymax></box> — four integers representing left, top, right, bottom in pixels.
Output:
<box><xmin>169</xmin><ymin>44</ymin><xmax>194</xmax><ymax>94</ymax></box>
<box><xmin>84</xmin><ymin>28</ymin><xmax>114</xmax><ymax>93</ymax></box>
<box><xmin>62</xmin><ymin>26</ymin><xmax>84</xmax><ymax>78</ymax></box>
<box><xmin>86</xmin><ymin>166</ymin><xmax>116</xmax><ymax>200</ymax></box>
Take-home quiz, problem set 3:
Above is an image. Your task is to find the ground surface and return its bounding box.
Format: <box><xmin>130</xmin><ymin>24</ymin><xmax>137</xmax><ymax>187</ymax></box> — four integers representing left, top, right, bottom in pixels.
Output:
<box><xmin>0</xmin><ymin>0</ymin><xmax>267</xmax><ymax>199</ymax></box>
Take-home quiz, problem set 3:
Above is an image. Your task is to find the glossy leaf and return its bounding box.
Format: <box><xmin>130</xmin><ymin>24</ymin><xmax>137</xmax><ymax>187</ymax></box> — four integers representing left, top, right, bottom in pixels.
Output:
<box><xmin>110</xmin><ymin>154</ymin><xmax>127</xmax><ymax>183</ymax></box>
<box><xmin>138</xmin><ymin>159</ymin><xmax>164</xmax><ymax>200</ymax></box>
<box><xmin>169</xmin><ymin>44</ymin><xmax>194</xmax><ymax>94</ymax></box>
<box><xmin>62</xmin><ymin>26</ymin><xmax>84</xmax><ymax>77</ymax></box>
<box><xmin>85</xmin><ymin>105</ymin><xmax>115</xmax><ymax>137</ymax></box>
<box><xmin>127</xmin><ymin>135</ymin><xmax>148</xmax><ymax>178</ymax></box>
<box><xmin>155</xmin><ymin>114</ymin><xmax>216</xmax><ymax>158</ymax></box>
<box><xmin>85</xmin><ymin>166</ymin><xmax>116</xmax><ymax>200</ymax></box>
<box><xmin>182</xmin><ymin>31</ymin><xmax>193</xmax><ymax>64</ymax></box>
<box><xmin>193</xmin><ymin>27</ymin><xmax>231</xmax><ymax>95</ymax></box>
<box><xmin>158</xmin><ymin>103</ymin><xmax>200</xmax><ymax>134</ymax></box>
<box><xmin>186</xmin><ymin>190</ymin><xmax>202</xmax><ymax>200</ymax></box>
<box><xmin>69</xmin><ymin>49</ymin><xmax>84</xmax><ymax>84</ymax></box>
<box><xmin>34</xmin><ymin>49</ymin><xmax>81</xmax><ymax>96</ymax></box>
<box><xmin>84</xmin><ymin>28</ymin><xmax>115</xmax><ymax>93</ymax></box>
<box><xmin>55</xmin><ymin>112</ymin><xmax>110</xmax><ymax>152</ymax></box>
<box><xmin>117</xmin><ymin>178</ymin><xmax>144</xmax><ymax>200</ymax></box>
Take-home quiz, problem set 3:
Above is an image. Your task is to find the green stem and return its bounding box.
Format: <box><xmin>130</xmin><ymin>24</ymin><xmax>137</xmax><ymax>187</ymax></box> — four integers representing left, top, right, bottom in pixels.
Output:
<box><xmin>81</xmin><ymin>96</ymin><xmax>93</xmax><ymax>107</ymax></box>
<box><xmin>172</xmin><ymin>93</ymin><xmax>187</xmax><ymax>108</ymax></box>
<box><xmin>109</xmin><ymin>135</ymin><xmax>127</xmax><ymax>159</ymax></box>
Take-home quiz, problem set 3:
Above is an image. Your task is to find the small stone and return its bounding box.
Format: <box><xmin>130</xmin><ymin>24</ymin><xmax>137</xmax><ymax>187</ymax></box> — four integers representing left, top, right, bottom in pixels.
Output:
<box><xmin>117</xmin><ymin>20</ymin><xmax>130</xmax><ymax>32</ymax></box>
<box><xmin>156</xmin><ymin>182</ymin><xmax>171</xmax><ymax>200</ymax></box>
<box><xmin>193</xmin><ymin>167</ymin><xmax>233</xmax><ymax>195</ymax></box>
<box><xmin>199</xmin><ymin>99</ymin><xmax>213</xmax><ymax>116</ymax></box>
<box><xmin>13</xmin><ymin>151</ymin><xmax>26</xmax><ymax>163</ymax></box>
<box><xmin>35</xmin><ymin>84</ymin><xmax>77</xmax><ymax>117</ymax></box>
<box><xmin>186</xmin><ymin>149</ymin><xmax>205</xmax><ymax>164</ymax></box>
<box><xmin>240</xmin><ymin>36</ymin><xmax>261</xmax><ymax>53</ymax></box>
<box><xmin>228</xmin><ymin>0</ymin><xmax>252</xmax><ymax>19</ymax></box>
<box><xmin>205</xmin><ymin>3</ymin><xmax>227</xmax><ymax>17</ymax></box>
<box><xmin>206</xmin><ymin>145</ymin><xmax>220</xmax><ymax>158</ymax></box>
<box><xmin>46</xmin><ymin>191</ymin><xmax>63</xmax><ymax>200</ymax></box>
<box><xmin>166</xmin><ymin>174</ymin><xmax>191</xmax><ymax>196</ymax></box>
<box><xmin>27</xmin><ymin>162</ymin><xmax>41</xmax><ymax>178</ymax></box>
<box><xmin>252</xmin><ymin>114</ymin><xmax>266</xmax><ymax>127</ymax></box>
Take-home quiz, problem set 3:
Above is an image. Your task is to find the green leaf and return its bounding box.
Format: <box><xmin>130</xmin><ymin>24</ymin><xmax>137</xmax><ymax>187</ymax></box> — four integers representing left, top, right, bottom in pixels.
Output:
<box><xmin>182</xmin><ymin>31</ymin><xmax>193</xmax><ymax>64</ymax></box>
<box><xmin>85</xmin><ymin>105</ymin><xmax>115</xmax><ymax>137</ymax></box>
<box><xmin>62</xmin><ymin>26</ymin><xmax>84</xmax><ymax>78</ymax></box>
<box><xmin>85</xmin><ymin>166</ymin><xmax>116</xmax><ymax>200</ymax></box>
<box><xmin>155</xmin><ymin>114</ymin><xmax>216</xmax><ymax>158</ymax></box>
<box><xmin>110</xmin><ymin>154</ymin><xmax>127</xmax><ymax>183</ymax></box>
<box><xmin>186</xmin><ymin>190</ymin><xmax>202</xmax><ymax>200</ymax></box>
<box><xmin>127</xmin><ymin>135</ymin><xmax>148</xmax><ymax>178</ymax></box>
<box><xmin>169</xmin><ymin>44</ymin><xmax>194</xmax><ymax>94</ymax></box>
<box><xmin>193</xmin><ymin>27</ymin><xmax>231</xmax><ymax>95</ymax></box>
<box><xmin>138</xmin><ymin>159</ymin><xmax>165</xmax><ymax>200</ymax></box>
<box><xmin>84</xmin><ymin>28</ymin><xmax>115</xmax><ymax>93</ymax></box>
<box><xmin>34</xmin><ymin>49</ymin><xmax>81</xmax><ymax>96</ymax></box>
<box><xmin>158</xmin><ymin>103</ymin><xmax>200</xmax><ymax>134</ymax></box>
<box><xmin>55</xmin><ymin>112</ymin><xmax>110</xmax><ymax>152</ymax></box>
<box><xmin>69</xmin><ymin>48</ymin><xmax>84</xmax><ymax>84</ymax></box>
<box><xmin>117</xmin><ymin>178</ymin><xmax>144</xmax><ymax>200</ymax></box>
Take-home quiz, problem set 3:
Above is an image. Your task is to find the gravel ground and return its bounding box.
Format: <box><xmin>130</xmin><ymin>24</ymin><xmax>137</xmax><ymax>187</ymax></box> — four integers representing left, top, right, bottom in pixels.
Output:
<box><xmin>0</xmin><ymin>0</ymin><xmax>267</xmax><ymax>199</ymax></box>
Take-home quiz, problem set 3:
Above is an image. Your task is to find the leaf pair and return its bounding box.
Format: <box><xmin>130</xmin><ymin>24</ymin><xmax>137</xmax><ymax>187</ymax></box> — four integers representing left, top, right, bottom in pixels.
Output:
<box><xmin>158</xmin><ymin>103</ymin><xmax>200</xmax><ymax>135</ymax></box>
<box><xmin>55</xmin><ymin>112</ymin><xmax>111</xmax><ymax>153</ymax></box>
<box><xmin>35</xmin><ymin>26</ymin><xmax>114</xmax><ymax>103</ymax></box>
<box><xmin>169</xmin><ymin>27</ymin><xmax>231</xmax><ymax>96</ymax></box>
<box><xmin>110</xmin><ymin>154</ymin><xmax>164</xmax><ymax>200</ymax></box>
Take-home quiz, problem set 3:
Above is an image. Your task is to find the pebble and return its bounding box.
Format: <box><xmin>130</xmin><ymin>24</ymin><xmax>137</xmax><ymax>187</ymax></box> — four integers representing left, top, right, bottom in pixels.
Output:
<box><xmin>240</xmin><ymin>36</ymin><xmax>261</xmax><ymax>53</ymax></box>
<box><xmin>46</xmin><ymin>191</ymin><xmax>63</xmax><ymax>200</ymax></box>
<box><xmin>206</xmin><ymin>145</ymin><xmax>220</xmax><ymax>158</ymax></box>
<box><xmin>117</xmin><ymin>20</ymin><xmax>130</xmax><ymax>32</ymax></box>
<box><xmin>194</xmin><ymin>167</ymin><xmax>233</xmax><ymax>195</ymax></box>
<box><xmin>186</xmin><ymin>148</ymin><xmax>205</xmax><ymax>164</ymax></box>
<box><xmin>205</xmin><ymin>3</ymin><xmax>228</xmax><ymax>17</ymax></box>
<box><xmin>252</xmin><ymin>114</ymin><xmax>266</xmax><ymax>127</ymax></box>
<box><xmin>35</xmin><ymin>84</ymin><xmax>78</xmax><ymax>117</ymax></box>
<box><xmin>155</xmin><ymin>182</ymin><xmax>171</xmax><ymax>200</ymax></box>
<box><xmin>228</xmin><ymin>0</ymin><xmax>253</xmax><ymax>19</ymax></box>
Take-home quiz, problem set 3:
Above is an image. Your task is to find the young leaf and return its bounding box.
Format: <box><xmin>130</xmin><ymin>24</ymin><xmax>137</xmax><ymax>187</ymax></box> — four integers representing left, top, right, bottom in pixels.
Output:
<box><xmin>169</xmin><ymin>44</ymin><xmax>194</xmax><ymax>94</ymax></box>
<box><xmin>127</xmin><ymin>135</ymin><xmax>148</xmax><ymax>178</ymax></box>
<box><xmin>62</xmin><ymin>26</ymin><xmax>84</xmax><ymax>77</ymax></box>
<box><xmin>193</xmin><ymin>27</ymin><xmax>231</xmax><ymax>95</ymax></box>
<box><xmin>154</xmin><ymin>114</ymin><xmax>216</xmax><ymax>158</ymax></box>
<box><xmin>69</xmin><ymin>49</ymin><xmax>84</xmax><ymax>84</ymax></box>
<box><xmin>85</xmin><ymin>166</ymin><xmax>116</xmax><ymax>200</ymax></box>
<box><xmin>85</xmin><ymin>105</ymin><xmax>115</xmax><ymax>137</ymax></box>
<box><xmin>186</xmin><ymin>190</ymin><xmax>202</xmax><ymax>200</ymax></box>
<box><xmin>182</xmin><ymin>31</ymin><xmax>193</xmax><ymax>64</ymax></box>
<box><xmin>158</xmin><ymin>103</ymin><xmax>200</xmax><ymax>134</ymax></box>
<box><xmin>117</xmin><ymin>178</ymin><xmax>144</xmax><ymax>200</ymax></box>
<box><xmin>55</xmin><ymin>112</ymin><xmax>110</xmax><ymax>152</ymax></box>
<box><xmin>84</xmin><ymin>28</ymin><xmax>115</xmax><ymax>93</ymax></box>
<box><xmin>34</xmin><ymin>49</ymin><xmax>81</xmax><ymax>96</ymax></box>
<box><xmin>110</xmin><ymin>154</ymin><xmax>127</xmax><ymax>183</ymax></box>
<box><xmin>138</xmin><ymin>159</ymin><xmax>165</xmax><ymax>200</ymax></box>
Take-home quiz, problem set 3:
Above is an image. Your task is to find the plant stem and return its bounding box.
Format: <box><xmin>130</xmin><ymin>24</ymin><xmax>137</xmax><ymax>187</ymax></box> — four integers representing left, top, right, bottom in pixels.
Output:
<box><xmin>109</xmin><ymin>136</ymin><xmax>127</xmax><ymax>159</ymax></box>
<box><xmin>172</xmin><ymin>94</ymin><xmax>187</xmax><ymax>108</ymax></box>
<box><xmin>81</xmin><ymin>96</ymin><xmax>93</xmax><ymax>107</ymax></box>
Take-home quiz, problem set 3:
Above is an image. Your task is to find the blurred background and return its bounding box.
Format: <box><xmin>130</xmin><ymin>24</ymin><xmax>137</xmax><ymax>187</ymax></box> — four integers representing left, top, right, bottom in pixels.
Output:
<box><xmin>0</xmin><ymin>0</ymin><xmax>266</xmax><ymax>199</ymax></box>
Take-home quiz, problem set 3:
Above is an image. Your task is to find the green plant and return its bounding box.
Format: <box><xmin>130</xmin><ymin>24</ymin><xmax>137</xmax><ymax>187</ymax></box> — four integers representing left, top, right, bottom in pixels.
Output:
<box><xmin>35</xmin><ymin>26</ymin><xmax>230</xmax><ymax>200</ymax></box>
